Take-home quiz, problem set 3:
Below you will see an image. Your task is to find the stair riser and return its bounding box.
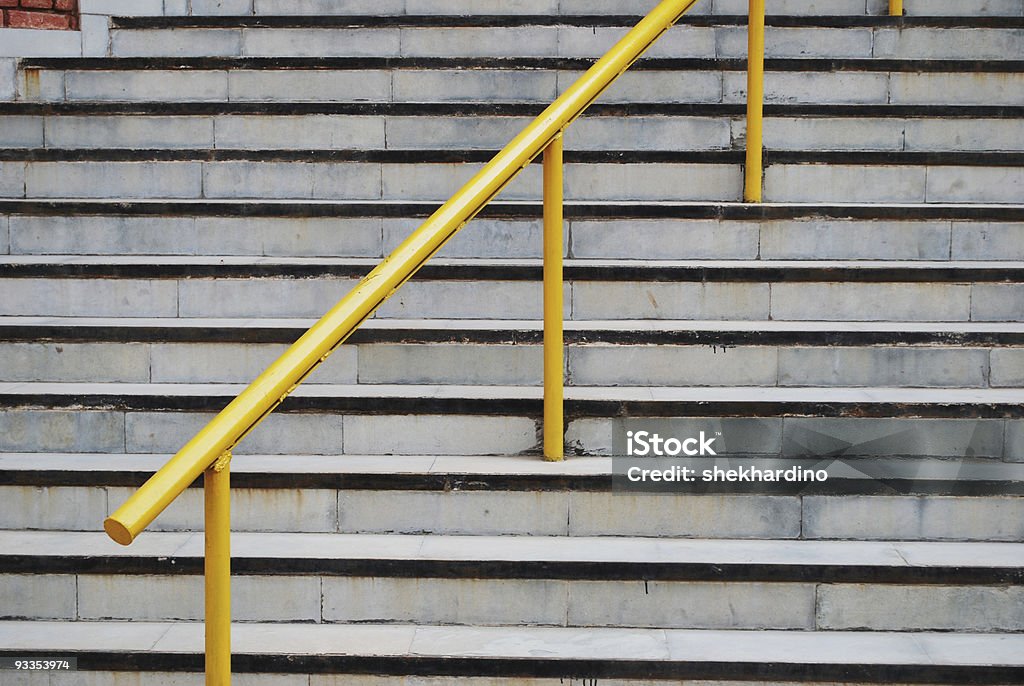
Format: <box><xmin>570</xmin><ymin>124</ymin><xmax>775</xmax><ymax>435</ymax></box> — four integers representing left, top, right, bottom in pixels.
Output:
<box><xmin>0</xmin><ymin>672</ymin><xmax>684</xmax><ymax>686</ymax></box>
<box><xmin>3</xmin><ymin>410</ymin><xmax>1019</xmax><ymax>459</ymax></box>
<box><xmin>4</xmin><ymin>114</ymin><xmax>1022</xmax><ymax>153</ymax></box>
<box><xmin>184</xmin><ymin>0</ymin><xmax>1024</xmax><ymax>17</ymax></box>
<box><xmin>106</xmin><ymin>26</ymin><xmax>1024</xmax><ymax>61</ymax></box>
<box><xmin>0</xmin><ymin>342</ymin><xmax>1020</xmax><ymax>388</ymax></box>
<box><xmin>5</xmin><ymin>215</ymin><xmax>1023</xmax><ymax>261</ymax></box>
<box><xmin>3</xmin><ymin>159</ymin><xmax>1022</xmax><ymax>203</ymax></box>
<box><xmin>13</xmin><ymin>675</ymin><xmax>1024</xmax><ymax>686</ymax></box>
<box><xmin>2</xmin><ymin>483</ymin><xmax>1023</xmax><ymax>539</ymax></box>
<box><xmin>18</xmin><ymin>69</ymin><xmax>1024</xmax><ymax>106</ymax></box>
<box><xmin>0</xmin><ymin>277</ymin><xmax>1020</xmax><ymax>321</ymax></box>
<box><xmin>4</xmin><ymin>573</ymin><xmax>1021</xmax><ymax>631</ymax></box>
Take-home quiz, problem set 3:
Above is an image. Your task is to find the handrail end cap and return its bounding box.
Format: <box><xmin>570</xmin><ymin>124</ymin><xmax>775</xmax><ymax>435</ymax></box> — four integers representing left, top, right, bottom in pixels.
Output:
<box><xmin>104</xmin><ymin>517</ymin><xmax>135</xmax><ymax>546</ymax></box>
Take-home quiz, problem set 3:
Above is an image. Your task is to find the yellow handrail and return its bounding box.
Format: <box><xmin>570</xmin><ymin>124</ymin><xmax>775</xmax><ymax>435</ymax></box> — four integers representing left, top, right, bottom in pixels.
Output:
<box><xmin>102</xmin><ymin>0</ymin><xmax>700</xmax><ymax>544</ymax></box>
<box><xmin>104</xmin><ymin>0</ymin><xmax>703</xmax><ymax>548</ymax></box>
<box><xmin>99</xmin><ymin>0</ymin><xmax>925</xmax><ymax>550</ymax></box>
<box><xmin>103</xmin><ymin>2</ymin><xmax>711</xmax><ymax>543</ymax></box>
<box><xmin>102</xmin><ymin>10</ymin><xmax>710</xmax><ymax>678</ymax></box>
<box><xmin>103</xmin><ymin>6</ymin><xmax>707</xmax><ymax>674</ymax></box>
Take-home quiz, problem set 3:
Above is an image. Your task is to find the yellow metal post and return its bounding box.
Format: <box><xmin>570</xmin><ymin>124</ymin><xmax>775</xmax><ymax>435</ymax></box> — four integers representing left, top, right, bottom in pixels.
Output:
<box><xmin>744</xmin><ymin>0</ymin><xmax>765</xmax><ymax>202</ymax></box>
<box><xmin>543</xmin><ymin>134</ymin><xmax>565</xmax><ymax>462</ymax></box>
<box><xmin>205</xmin><ymin>453</ymin><xmax>231</xmax><ymax>686</ymax></box>
<box><xmin>889</xmin><ymin>0</ymin><xmax>903</xmax><ymax>16</ymax></box>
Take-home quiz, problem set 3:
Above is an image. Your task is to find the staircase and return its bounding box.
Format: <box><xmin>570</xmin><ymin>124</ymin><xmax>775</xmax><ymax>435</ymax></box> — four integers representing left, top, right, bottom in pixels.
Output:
<box><xmin>1</xmin><ymin>0</ymin><xmax>1023</xmax><ymax>683</ymax></box>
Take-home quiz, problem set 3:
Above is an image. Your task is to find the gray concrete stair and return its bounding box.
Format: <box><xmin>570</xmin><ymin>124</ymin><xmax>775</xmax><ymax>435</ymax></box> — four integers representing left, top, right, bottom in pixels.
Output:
<box><xmin>1</xmin><ymin>2</ymin><xmax>1022</xmax><ymax>682</ymax></box>
<box><xmin>103</xmin><ymin>15</ymin><xmax>1024</xmax><ymax>60</ymax></box>
<box><xmin>1</xmin><ymin>619</ymin><xmax>1022</xmax><ymax>684</ymax></box>
<box><xmin>1</xmin><ymin>530</ymin><xmax>1022</xmax><ymax>630</ymax></box>
<box><xmin>179</xmin><ymin>0</ymin><xmax>1024</xmax><ymax>18</ymax></box>
<box><xmin>0</xmin><ymin>383</ymin><xmax>1021</xmax><ymax>458</ymax></box>
<box><xmin>3</xmin><ymin>315</ymin><xmax>1022</xmax><ymax>341</ymax></box>
<box><xmin>2</xmin><ymin>148</ymin><xmax>1021</xmax><ymax>202</ymax></box>
<box><xmin>15</xmin><ymin>57</ymin><xmax>1024</xmax><ymax>106</ymax></box>
<box><xmin>2</xmin><ymin>199</ymin><xmax>1021</xmax><ymax>261</ymax></box>
<box><xmin>3</xmin><ymin>103</ymin><xmax>1023</xmax><ymax>152</ymax></box>
<box><xmin>0</xmin><ymin>316</ymin><xmax>1022</xmax><ymax>388</ymax></box>
<box><xmin>1</xmin><ymin>452</ymin><xmax>1023</xmax><ymax>538</ymax></box>
<box><xmin>0</xmin><ymin>256</ymin><xmax>1020</xmax><ymax>320</ymax></box>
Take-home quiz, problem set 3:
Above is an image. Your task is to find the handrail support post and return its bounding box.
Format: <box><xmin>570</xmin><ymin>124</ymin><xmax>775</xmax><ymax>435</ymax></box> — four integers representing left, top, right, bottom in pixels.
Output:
<box><xmin>744</xmin><ymin>0</ymin><xmax>765</xmax><ymax>202</ymax></box>
<box><xmin>543</xmin><ymin>133</ymin><xmax>565</xmax><ymax>462</ymax></box>
<box><xmin>205</xmin><ymin>451</ymin><xmax>232</xmax><ymax>685</ymax></box>
<box><xmin>889</xmin><ymin>0</ymin><xmax>903</xmax><ymax>16</ymax></box>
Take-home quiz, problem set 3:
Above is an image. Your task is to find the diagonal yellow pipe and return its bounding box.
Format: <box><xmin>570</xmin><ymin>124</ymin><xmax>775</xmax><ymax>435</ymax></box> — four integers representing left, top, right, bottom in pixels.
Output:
<box><xmin>103</xmin><ymin>0</ymin><xmax>704</xmax><ymax>546</ymax></box>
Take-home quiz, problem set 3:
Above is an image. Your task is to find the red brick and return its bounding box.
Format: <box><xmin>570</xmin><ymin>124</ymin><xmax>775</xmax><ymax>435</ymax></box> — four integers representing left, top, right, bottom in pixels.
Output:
<box><xmin>54</xmin><ymin>0</ymin><xmax>75</xmax><ymax>9</ymax></box>
<box><xmin>0</xmin><ymin>0</ymin><xmax>17</xmax><ymax>7</ymax></box>
<box><xmin>7</xmin><ymin>9</ymin><xmax>69</xmax><ymax>28</ymax></box>
<box><xmin>18</xmin><ymin>0</ymin><xmax>53</xmax><ymax>8</ymax></box>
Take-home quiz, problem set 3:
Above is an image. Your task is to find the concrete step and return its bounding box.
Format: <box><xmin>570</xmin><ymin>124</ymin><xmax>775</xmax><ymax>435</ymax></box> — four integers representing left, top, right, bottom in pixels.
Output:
<box><xmin>1</xmin><ymin>149</ymin><xmax>1023</xmax><ymax>203</ymax></box>
<box><xmin>104</xmin><ymin>16</ymin><xmax>1024</xmax><ymax>60</ymax></box>
<box><xmin>0</xmin><ymin>257</ymin><xmax>1020</xmax><ymax>320</ymax></box>
<box><xmin>4</xmin><ymin>254</ymin><xmax>1022</xmax><ymax>277</ymax></box>
<box><xmin>1</xmin><ymin>620</ymin><xmax>1022</xmax><ymax>683</ymax></box>
<box><xmin>3</xmin><ymin>103</ymin><xmax>1023</xmax><ymax>152</ymax></box>
<box><xmin>2</xmin><ymin>530</ymin><xmax>1022</xmax><ymax>630</ymax></box>
<box><xmin>181</xmin><ymin>0</ymin><xmax>1024</xmax><ymax>18</ymax></box>
<box><xmin>2</xmin><ymin>453</ymin><xmax>1023</xmax><ymax>539</ymax></box>
<box><xmin>4</xmin><ymin>315</ymin><xmax>1023</xmax><ymax>344</ymax></box>
<box><xmin>0</xmin><ymin>317</ymin><xmax>1021</xmax><ymax>388</ymax></box>
<box><xmin>16</xmin><ymin>57</ymin><xmax>1024</xmax><ymax>106</ymax></box>
<box><xmin>0</xmin><ymin>383</ymin><xmax>1020</xmax><ymax>459</ymax></box>
<box><xmin>2</xmin><ymin>199</ymin><xmax>1022</xmax><ymax>261</ymax></box>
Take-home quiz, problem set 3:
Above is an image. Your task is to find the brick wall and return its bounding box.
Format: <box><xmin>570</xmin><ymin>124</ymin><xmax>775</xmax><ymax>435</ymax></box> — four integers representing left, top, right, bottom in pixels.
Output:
<box><xmin>0</xmin><ymin>0</ymin><xmax>79</xmax><ymax>30</ymax></box>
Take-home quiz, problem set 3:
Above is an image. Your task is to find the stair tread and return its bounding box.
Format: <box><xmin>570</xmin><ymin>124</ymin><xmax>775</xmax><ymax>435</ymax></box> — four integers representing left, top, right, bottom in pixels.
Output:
<box><xmin>4</xmin><ymin>316</ymin><xmax>1024</xmax><ymax>347</ymax></box>
<box><xmin>4</xmin><ymin>148</ymin><xmax>1023</xmax><ymax>164</ymax></box>
<box><xmin>109</xmin><ymin>14</ymin><xmax>1024</xmax><ymax>29</ymax></box>
<box><xmin>2</xmin><ymin>256</ymin><xmax>1020</xmax><ymax>283</ymax></box>
<box><xmin>2</xmin><ymin>381</ymin><xmax>1023</xmax><ymax>403</ymax></box>
<box><xmin>4</xmin><ymin>1</ymin><xmax>1024</xmax><ymax>676</ymax></box>
<box><xmin>2</xmin><ymin>316</ymin><xmax>1023</xmax><ymax>333</ymax></box>
<box><xmin>3</xmin><ymin>102</ymin><xmax>1023</xmax><ymax>117</ymax></box>
<box><xmin>1</xmin><ymin>620</ymin><xmax>1021</xmax><ymax>668</ymax></box>
<box><xmin>4</xmin><ymin>450</ymin><xmax>1021</xmax><ymax>477</ymax></box>
<box><xmin>22</xmin><ymin>56</ymin><xmax>1024</xmax><ymax>71</ymax></box>
<box><xmin>3</xmin><ymin>198</ymin><xmax>1021</xmax><ymax>213</ymax></box>
<box><xmin>1</xmin><ymin>529</ymin><xmax>1021</xmax><ymax>569</ymax></box>
<box><xmin>0</xmin><ymin>451</ymin><xmax>614</xmax><ymax>476</ymax></box>
<box><xmin>1</xmin><ymin>381</ymin><xmax>1022</xmax><ymax>418</ymax></box>
<box><xmin>5</xmin><ymin>256</ymin><xmax>1023</xmax><ymax>269</ymax></box>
